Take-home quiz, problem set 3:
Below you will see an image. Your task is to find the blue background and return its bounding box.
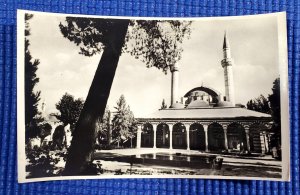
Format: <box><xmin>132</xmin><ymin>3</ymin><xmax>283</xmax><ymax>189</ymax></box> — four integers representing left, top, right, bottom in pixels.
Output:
<box><xmin>0</xmin><ymin>0</ymin><xmax>299</xmax><ymax>194</ymax></box>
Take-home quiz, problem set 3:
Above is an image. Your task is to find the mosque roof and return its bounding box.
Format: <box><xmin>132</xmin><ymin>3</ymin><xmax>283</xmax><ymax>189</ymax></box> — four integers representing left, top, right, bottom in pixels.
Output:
<box><xmin>186</xmin><ymin>100</ymin><xmax>209</xmax><ymax>108</ymax></box>
<box><xmin>138</xmin><ymin>107</ymin><xmax>271</xmax><ymax>120</ymax></box>
<box><xmin>170</xmin><ymin>102</ymin><xmax>185</xmax><ymax>109</ymax></box>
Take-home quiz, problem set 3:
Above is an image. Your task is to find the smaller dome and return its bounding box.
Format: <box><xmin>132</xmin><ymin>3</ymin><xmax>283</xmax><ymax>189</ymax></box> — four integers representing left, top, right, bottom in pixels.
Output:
<box><xmin>217</xmin><ymin>101</ymin><xmax>234</xmax><ymax>107</ymax></box>
<box><xmin>187</xmin><ymin>100</ymin><xmax>209</xmax><ymax>108</ymax></box>
<box><xmin>170</xmin><ymin>102</ymin><xmax>185</xmax><ymax>109</ymax></box>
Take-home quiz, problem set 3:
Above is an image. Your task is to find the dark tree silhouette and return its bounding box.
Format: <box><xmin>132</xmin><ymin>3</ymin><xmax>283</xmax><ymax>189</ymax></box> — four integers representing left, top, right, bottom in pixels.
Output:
<box><xmin>247</xmin><ymin>78</ymin><xmax>281</xmax><ymax>148</ymax></box>
<box><xmin>24</xmin><ymin>13</ymin><xmax>43</xmax><ymax>141</ymax></box>
<box><xmin>53</xmin><ymin>93</ymin><xmax>84</xmax><ymax>132</ymax></box>
<box><xmin>268</xmin><ymin>78</ymin><xmax>281</xmax><ymax>147</ymax></box>
<box><xmin>59</xmin><ymin>17</ymin><xmax>191</xmax><ymax>175</ymax></box>
<box><xmin>39</xmin><ymin>123</ymin><xmax>52</xmax><ymax>145</ymax></box>
<box><xmin>161</xmin><ymin>99</ymin><xmax>167</xmax><ymax>109</ymax></box>
<box><xmin>246</xmin><ymin>94</ymin><xmax>270</xmax><ymax>114</ymax></box>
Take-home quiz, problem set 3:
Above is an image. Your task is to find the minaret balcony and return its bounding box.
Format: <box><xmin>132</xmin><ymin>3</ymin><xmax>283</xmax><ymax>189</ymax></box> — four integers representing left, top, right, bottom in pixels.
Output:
<box><xmin>221</xmin><ymin>58</ymin><xmax>234</xmax><ymax>67</ymax></box>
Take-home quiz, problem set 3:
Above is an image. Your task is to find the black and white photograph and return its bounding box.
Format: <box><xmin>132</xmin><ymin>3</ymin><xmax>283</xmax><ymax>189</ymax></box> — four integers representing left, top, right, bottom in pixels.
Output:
<box><xmin>17</xmin><ymin>10</ymin><xmax>289</xmax><ymax>182</ymax></box>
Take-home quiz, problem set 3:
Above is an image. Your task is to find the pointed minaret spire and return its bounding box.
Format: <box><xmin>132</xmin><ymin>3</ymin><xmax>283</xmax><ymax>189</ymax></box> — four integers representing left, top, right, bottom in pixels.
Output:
<box><xmin>221</xmin><ymin>31</ymin><xmax>235</xmax><ymax>106</ymax></box>
<box><xmin>223</xmin><ymin>31</ymin><xmax>230</xmax><ymax>49</ymax></box>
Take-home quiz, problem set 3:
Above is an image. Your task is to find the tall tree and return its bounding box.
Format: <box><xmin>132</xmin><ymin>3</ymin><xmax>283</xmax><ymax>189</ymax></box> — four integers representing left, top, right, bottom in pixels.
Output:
<box><xmin>112</xmin><ymin>95</ymin><xmax>137</xmax><ymax>147</ymax></box>
<box><xmin>59</xmin><ymin>18</ymin><xmax>191</xmax><ymax>175</ymax></box>
<box><xmin>53</xmin><ymin>93</ymin><xmax>84</xmax><ymax>132</ymax></box>
<box><xmin>24</xmin><ymin>13</ymin><xmax>43</xmax><ymax>140</ymax></box>
<box><xmin>268</xmin><ymin>78</ymin><xmax>281</xmax><ymax>147</ymax></box>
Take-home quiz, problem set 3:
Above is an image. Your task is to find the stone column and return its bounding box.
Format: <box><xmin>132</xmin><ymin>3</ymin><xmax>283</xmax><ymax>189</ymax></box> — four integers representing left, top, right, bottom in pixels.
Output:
<box><xmin>260</xmin><ymin>132</ymin><xmax>266</xmax><ymax>154</ymax></box>
<box><xmin>136</xmin><ymin>125</ymin><xmax>142</xmax><ymax>149</ymax></box>
<box><xmin>223</xmin><ymin>125</ymin><xmax>229</xmax><ymax>151</ymax></box>
<box><xmin>245</xmin><ymin>126</ymin><xmax>251</xmax><ymax>153</ymax></box>
<box><xmin>203</xmin><ymin>124</ymin><xmax>209</xmax><ymax>152</ymax></box>
<box><xmin>162</xmin><ymin>125</ymin><xmax>166</xmax><ymax>145</ymax></box>
<box><xmin>169</xmin><ymin>124</ymin><xmax>173</xmax><ymax>149</ymax></box>
<box><xmin>185</xmin><ymin>123</ymin><xmax>190</xmax><ymax>150</ymax></box>
<box><xmin>264</xmin><ymin>133</ymin><xmax>269</xmax><ymax>153</ymax></box>
<box><xmin>153</xmin><ymin>123</ymin><xmax>157</xmax><ymax>149</ymax></box>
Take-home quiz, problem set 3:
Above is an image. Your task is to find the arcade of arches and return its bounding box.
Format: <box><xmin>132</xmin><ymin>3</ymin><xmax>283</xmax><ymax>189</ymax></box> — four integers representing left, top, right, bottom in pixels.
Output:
<box><xmin>136</xmin><ymin>121</ymin><xmax>270</xmax><ymax>154</ymax></box>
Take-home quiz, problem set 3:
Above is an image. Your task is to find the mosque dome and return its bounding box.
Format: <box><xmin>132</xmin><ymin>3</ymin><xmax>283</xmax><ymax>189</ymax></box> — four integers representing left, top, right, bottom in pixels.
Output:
<box><xmin>170</xmin><ymin>102</ymin><xmax>185</xmax><ymax>109</ymax></box>
<box><xmin>187</xmin><ymin>99</ymin><xmax>209</xmax><ymax>108</ymax></box>
<box><xmin>217</xmin><ymin>101</ymin><xmax>234</xmax><ymax>107</ymax></box>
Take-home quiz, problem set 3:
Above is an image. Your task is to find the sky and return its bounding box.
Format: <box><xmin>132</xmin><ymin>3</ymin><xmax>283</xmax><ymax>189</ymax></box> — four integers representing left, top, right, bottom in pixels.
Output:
<box><xmin>27</xmin><ymin>13</ymin><xmax>280</xmax><ymax>118</ymax></box>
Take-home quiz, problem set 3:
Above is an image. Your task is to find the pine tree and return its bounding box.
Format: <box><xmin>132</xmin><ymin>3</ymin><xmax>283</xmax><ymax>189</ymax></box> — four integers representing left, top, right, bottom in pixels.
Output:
<box><xmin>268</xmin><ymin>78</ymin><xmax>281</xmax><ymax>147</ymax></box>
<box><xmin>24</xmin><ymin>13</ymin><xmax>43</xmax><ymax>140</ymax></box>
<box><xmin>112</xmin><ymin>95</ymin><xmax>137</xmax><ymax>148</ymax></box>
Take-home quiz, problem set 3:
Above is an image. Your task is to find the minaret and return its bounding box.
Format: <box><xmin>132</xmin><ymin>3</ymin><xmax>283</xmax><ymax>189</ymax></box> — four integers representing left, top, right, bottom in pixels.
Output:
<box><xmin>221</xmin><ymin>32</ymin><xmax>235</xmax><ymax>106</ymax></box>
<box><xmin>41</xmin><ymin>99</ymin><xmax>47</xmax><ymax>118</ymax></box>
<box><xmin>170</xmin><ymin>63</ymin><xmax>179</xmax><ymax>107</ymax></box>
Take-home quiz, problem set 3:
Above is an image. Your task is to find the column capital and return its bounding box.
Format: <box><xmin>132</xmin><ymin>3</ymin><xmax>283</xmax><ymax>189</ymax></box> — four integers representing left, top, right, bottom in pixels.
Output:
<box><xmin>201</xmin><ymin>122</ymin><xmax>210</xmax><ymax>127</ymax></box>
<box><xmin>166</xmin><ymin>122</ymin><xmax>175</xmax><ymax>126</ymax></box>
<box><xmin>151</xmin><ymin>122</ymin><xmax>159</xmax><ymax>126</ymax></box>
<box><xmin>221</xmin><ymin>122</ymin><xmax>230</xmax><ymax>129</ymax></box>
<box><xmin>244</xmin><ymin>125</ymin><xmax>250</xmax><ymax>133</ymax></box>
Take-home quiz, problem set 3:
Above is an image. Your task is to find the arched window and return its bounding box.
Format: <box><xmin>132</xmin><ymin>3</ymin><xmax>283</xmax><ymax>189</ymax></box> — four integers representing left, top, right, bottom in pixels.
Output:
<box><xmin>189</xmin><ymin>123</ymin><xmax>205</xmax><ymax>151</ymax></box>
<box><xmin>141</xmin><ymin>123</ymin><xmax>153</xmax><ymax>148</ymax></box>
<box><xmin>156</xmin><ymin>123</ymin><xmax>170</xmax><ymax>148</ymax></box>
<box><xmin>172</xmin><ymin>123</ymin><xmax>187</xmax><ymax>149</ymax></box>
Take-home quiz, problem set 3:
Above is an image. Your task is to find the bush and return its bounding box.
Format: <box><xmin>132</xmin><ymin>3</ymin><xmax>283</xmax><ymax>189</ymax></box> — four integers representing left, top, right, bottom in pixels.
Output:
<box><xmin>26</xmin><ymin>147</ymin><xmax>67</xmax><ymax>178</ymax></box>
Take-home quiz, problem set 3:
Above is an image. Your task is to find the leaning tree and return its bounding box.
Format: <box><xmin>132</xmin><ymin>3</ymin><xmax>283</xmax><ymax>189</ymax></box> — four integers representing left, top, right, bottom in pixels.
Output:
<box><xmin>59</xmin><ymin>17</ymin><xmax>192</xmax><ymax>175</ymax></box>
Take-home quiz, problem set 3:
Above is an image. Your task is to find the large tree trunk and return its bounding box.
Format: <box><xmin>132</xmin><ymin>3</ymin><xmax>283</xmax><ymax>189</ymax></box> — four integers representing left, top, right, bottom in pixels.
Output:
<box><xmin>63</xmin><ymin>19</ymin><xmax>130</xmax><ymax>176</ymax></box>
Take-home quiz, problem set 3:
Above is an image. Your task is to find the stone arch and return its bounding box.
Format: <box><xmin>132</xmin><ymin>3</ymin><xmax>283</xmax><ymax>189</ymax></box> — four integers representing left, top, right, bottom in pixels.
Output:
<box><xmin>208</xmin><ymin>123</ymin><xmax>225</xmax><ymax>151</ymax></box>
<box><xmin>172</xmin><ymin>122</ymin><xmax>187</xmax><ymax>149</ymax></box>
<box><xmin>141</xmin><ymin>123</ymin><xmax>154</xmax><ymax>148</ymax></box>
<box><xmin>156</xmin><ymin>123</ymin><xmax>170</xmax><ymax>148</ymax></box>
<box><xmin>227</xmin><ymin>122</ymin><xmax>247</xmax><ymax>152</ymax></box>
<box><xmin>190</xmin><ymin>123</ymin><xmax>205</xmax><ymax>151</ymax></box>
<box><xmin>249</xmin><ymin>123</ymin><xmax>268</xmax><ymax>153</ymax></box>
<box><xmin>207</xmin><ymin>121</ymin><xmax>223</xmax><ymax>127</ymax></box>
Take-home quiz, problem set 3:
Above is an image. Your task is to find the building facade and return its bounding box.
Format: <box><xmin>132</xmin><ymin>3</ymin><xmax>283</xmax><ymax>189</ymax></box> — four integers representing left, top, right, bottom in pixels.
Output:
<box><xmin>136</xmin><ymin>33</ymin><xmax>272</xmax><ymax>154</ymax></box>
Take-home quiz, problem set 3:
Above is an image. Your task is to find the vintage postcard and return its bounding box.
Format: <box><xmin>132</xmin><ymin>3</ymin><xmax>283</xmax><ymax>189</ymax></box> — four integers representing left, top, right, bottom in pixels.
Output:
<box><xmin>17</xmin><ymin>10</ymin><xmax>289</xmax><ymax>182</ymax></box>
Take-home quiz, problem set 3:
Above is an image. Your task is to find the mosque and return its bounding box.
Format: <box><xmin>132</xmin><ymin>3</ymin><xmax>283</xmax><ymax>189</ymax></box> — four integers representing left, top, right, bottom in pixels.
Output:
<box><xmin>136</xmin><ymin>33</ymin><xmax>272</xmax><ymax>154</ymax></box>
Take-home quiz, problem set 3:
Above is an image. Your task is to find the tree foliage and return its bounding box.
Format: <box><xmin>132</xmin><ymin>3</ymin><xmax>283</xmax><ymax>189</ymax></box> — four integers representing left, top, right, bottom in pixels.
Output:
<box><xmin>161</xmin><ymin>99</ymin><xmax>167</xmax><ymax>109</ymax></box>
<box><xmin>247</xmin><ymin>78</ymin><xmax>281</xmax><ymax>147</ymax></box>
<box><xmin>59</xmin><ymin>18</ymin><xmax>191</xmax><ymax>73</ymax></box>
<box><xmin>39</xmin><ymin>123</ymin><xmax>52</xmax><ymax>143</ymax></box>
<box><xmin>268</xmin><ymin>78</ymin><xmax>281</xmax><ymax>146</ymax></box>
<box><xmin>25</xmin><ymin>13</ymin><xmax>43</xmax><ymax>140</ymax></box>
<box><xmin>95</xmin><ymin>107</ymin><xmax>111</xmax><ymax>146</ymax></box>
<box><xmin>112</xmin><ymin>95</ymin><xmax>137</xmax><ymax>147</ymax></box>
<box><xmin>246</xmin><ymin>94</ymin><xmax>270</xmax><ymax>114</ymax></box>
<box><xmin>53</xmin><ymin>93</ymin><xmax>84</xmax><ymax>131</ymax></box>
